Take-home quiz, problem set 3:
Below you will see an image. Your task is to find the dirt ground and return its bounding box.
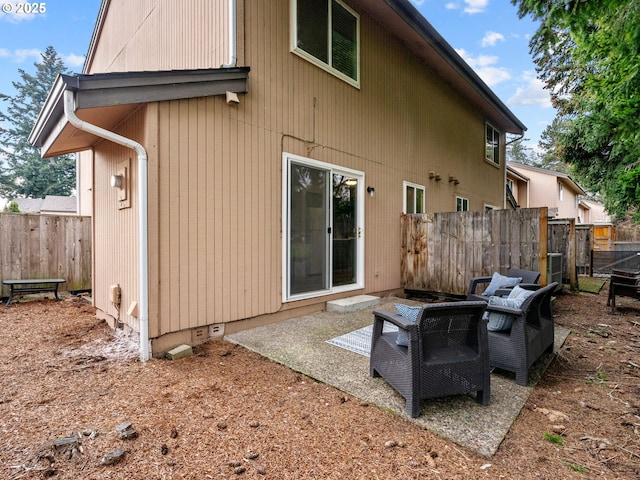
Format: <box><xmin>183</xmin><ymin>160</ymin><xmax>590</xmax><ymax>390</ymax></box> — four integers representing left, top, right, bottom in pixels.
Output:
<box><xmin>1</xmin><ymin>281</ymin><xmax>639</xmax><ymax>479</ymax></box>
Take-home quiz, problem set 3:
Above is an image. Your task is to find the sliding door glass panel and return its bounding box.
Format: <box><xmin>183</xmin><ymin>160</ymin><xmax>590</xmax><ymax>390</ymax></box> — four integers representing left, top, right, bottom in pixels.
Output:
<box><xmin>332</xmin><ymin>174</ymin><xmax>357</xmax><ymax>287</ymax></box>
<box><xmin>289</xmin><ymin>163</ymin><xmax>329</xmax><ymax>295</ymax></box>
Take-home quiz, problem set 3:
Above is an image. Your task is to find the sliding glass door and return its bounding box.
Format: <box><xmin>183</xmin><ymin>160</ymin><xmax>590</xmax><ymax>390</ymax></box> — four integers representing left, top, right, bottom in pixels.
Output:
<box><xmin>284</xmin><ymin>154</ymin><xmax>364</xmax><ymax>300</ymax></box>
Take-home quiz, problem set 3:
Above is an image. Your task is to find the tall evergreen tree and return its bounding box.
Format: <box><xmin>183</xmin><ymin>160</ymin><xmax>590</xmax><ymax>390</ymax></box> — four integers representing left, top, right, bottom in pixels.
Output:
<box><xmin>0</xmin><ymin>46</ymin><xmax>76</xmax><ymax>200</ymax></box>
<box><xmin>513</xmin><ymin>0</ymin><xmax>640</xmax><ymax>220</ymax></box>
<box><xmin>506</xmin><ymin>136</ymin><xmax>538</xmax><ymax>166</ymax></box>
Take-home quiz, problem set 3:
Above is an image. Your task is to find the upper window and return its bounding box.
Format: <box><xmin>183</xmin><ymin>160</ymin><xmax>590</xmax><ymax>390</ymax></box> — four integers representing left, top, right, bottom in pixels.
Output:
<box><xmin>485</xmin><ymin>123</ymin><xmax>500</xmax><ymax>165</ymax></box>
<box><xmin>292</xmin><ymin>0</ymin><xmax>360</xmax><ymax>86</ymax></box>
<box><xmin>404</xmin><ymin>181</ymin><xmax>425</xmax><ymax>214</ymax></box>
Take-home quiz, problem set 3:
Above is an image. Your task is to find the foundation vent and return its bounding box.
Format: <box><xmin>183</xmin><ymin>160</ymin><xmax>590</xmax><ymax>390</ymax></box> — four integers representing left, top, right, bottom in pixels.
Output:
<box><xmin>191</xmin><ymin>326</ymin><xmax>208</xmax><ymax>345</ymax></box>
<box><xmin>209</xmin><ymin>323</ymin><xmax>225</xmax><ymax>338</ymax></box>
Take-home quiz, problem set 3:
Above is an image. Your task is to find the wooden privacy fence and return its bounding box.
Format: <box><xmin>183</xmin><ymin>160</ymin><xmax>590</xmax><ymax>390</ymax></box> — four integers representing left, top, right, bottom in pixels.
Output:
<box><xmin>0</xmin><ymin>213</ymin><xmax>92</xmax><ymax>297</ymax></box>
<box><xmin>401</xmin><ymin>208</ymin><xmax>548</xmax><ymax>296</ymax></box>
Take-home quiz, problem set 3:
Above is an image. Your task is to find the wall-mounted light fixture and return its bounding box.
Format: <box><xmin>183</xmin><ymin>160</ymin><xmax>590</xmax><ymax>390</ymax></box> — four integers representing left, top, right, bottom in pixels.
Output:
<box><xmin>110</xmin><ymin>174</ymin><xmax>123</xmax><ymax>188</ymax></box>
<box><xmin>448</xmin><ymin>175</ymin><xmax>460</xmax><ymax>185</ymax></box>
<box><xmin>113</xmin><ymin>160</ymin><xmax>131</xmax><ymax>209</ymax></box>
<box><xmin>429</xmin><ymin>171</ymin><xmax>441</xmax><ymax>181</ymax></box>
<box><xmin>367</xmin><ymin>186</ymin><xmax>375</xmax><ymax>197</ymax></box>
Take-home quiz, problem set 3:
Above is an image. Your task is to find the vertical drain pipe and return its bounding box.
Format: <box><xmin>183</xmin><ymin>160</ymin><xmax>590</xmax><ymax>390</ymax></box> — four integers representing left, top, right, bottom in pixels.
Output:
<box><xmin>222</xmin><ymin>0</ymin><xmax>237</xmax><ymax>67</ymax></box>
<box><xmin>63</xmin><ymin>90</ymin><xmax>151</xmax><ymax>362</ymax></box>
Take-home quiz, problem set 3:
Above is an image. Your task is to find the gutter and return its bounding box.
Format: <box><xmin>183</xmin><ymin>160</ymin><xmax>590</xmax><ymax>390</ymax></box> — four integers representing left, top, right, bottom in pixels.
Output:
<box><xmin>221</xmin><ymin>0</ymin><xmax>237</xmax><ymax>67</ymax></box>
<box><xmin>63</xmin><ymin>90</ymin><xmax>151</xmax><ymax>362</ymax></box>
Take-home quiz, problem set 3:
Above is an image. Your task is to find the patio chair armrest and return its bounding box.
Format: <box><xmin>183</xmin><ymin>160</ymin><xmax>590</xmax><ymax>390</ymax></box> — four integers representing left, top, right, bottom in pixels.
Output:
<box><xmin>372</xmin><ymin>310</ymin><xmax>415</xmax><ymax>331</ymax></box>
<box><xmin>468</xmin><ymin>276</ymin><xmax>492</xmax><ymax>296</ymax></box>
<box><xmin>484</xmin><ymin>304</ymin><xmax>522</xmax><ymax>316</ymax></box>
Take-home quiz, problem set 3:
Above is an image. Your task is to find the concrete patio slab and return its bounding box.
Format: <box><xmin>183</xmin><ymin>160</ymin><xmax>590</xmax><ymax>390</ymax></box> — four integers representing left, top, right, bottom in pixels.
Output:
<box><xmin>225</xmin><ymin>296</ymin><xmax>570</xmax><ymax>457</ymax></box>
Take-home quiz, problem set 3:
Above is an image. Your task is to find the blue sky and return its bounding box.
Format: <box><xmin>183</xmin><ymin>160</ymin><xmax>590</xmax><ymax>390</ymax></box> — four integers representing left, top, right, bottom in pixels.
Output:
<box><xmin>0</xmin><ymin>0</ymin><xmax>552</xmax><ymax>149</ymax></box>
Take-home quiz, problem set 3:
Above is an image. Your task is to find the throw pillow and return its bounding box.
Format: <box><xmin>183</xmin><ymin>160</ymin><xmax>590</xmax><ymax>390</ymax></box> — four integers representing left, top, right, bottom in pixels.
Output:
<box><xmin>508</xmin><ymin>284</ymin><xmax>537</xmax><ymax>304</ymax></box>
<box><xmin>394</xmin><ymin>303</ymin><xmax>422</xmax><ymax>347</ymax></box>
<box><xmin>483</xmin><ymin>296</ymin><xmax>521</xmax><ymax>331</ymax></box>
<box><xmin>484</xmin><ymin>285</ymin><xmax>537</xmax><ymax>331</ymax></box>
<box><xmin>482</xmin><ymin>272</ymin><xmax>522</xmax><ymax>296</ymax></box>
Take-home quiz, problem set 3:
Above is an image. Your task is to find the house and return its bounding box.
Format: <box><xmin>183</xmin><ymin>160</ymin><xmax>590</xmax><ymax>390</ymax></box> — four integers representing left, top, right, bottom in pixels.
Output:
<box><xmin>579</xmin><ymin>199</ymin><xmax>611</xmax><ymax>224</ymax></box>
<box><xmin>29</xmin><ymin>0</ymin><xmax>525</xmax><ymax>359</ymax></box>
<box><xmin>507</xmin><ymin>162</ymin><xmax>587</xmax><ymax>221</ymax></box>
<box><xmin>8</xmin><ymin>195</ymin><xmax>78</xmax><ymax>215</ymax></box>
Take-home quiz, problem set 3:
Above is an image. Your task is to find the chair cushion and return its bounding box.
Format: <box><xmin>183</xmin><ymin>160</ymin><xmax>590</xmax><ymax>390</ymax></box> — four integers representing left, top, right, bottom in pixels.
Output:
<box><xmin>484</xmin><ymin>286</ymin><xmax>535</xmax><ymax>331</ymax></box>
<box><xmin>482</xmin><ymin>272</ymin><xmax>522</xmax><ymax>296</ymax></box>
<box><xmin>394</xmin><ymin>303</ymin><xmax>421</xmax><ymax>347</ymax></box>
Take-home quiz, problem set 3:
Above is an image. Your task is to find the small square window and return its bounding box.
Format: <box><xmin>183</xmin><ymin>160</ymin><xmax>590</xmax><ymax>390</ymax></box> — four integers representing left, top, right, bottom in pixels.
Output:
<box><xmin>404</xmin><ymin>181</ymin><xmax>425</xmax><ymax>214</ymax></box>
<box><xmin>456</xmin><ymin>196</ymin><xmax>469</xmax><ymax>212</ymax></box>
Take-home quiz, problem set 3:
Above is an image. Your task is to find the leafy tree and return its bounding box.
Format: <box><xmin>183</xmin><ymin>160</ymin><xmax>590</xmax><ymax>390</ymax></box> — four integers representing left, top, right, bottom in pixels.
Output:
<box><xmin>0</xmin><ymin>46</ymin><xmax>76</xmax><ymax>200</ymax></box>
<box><xmin>513</xmin><ymin>0</ymin><xmax>640</xmax><ymax>220</ymax></box>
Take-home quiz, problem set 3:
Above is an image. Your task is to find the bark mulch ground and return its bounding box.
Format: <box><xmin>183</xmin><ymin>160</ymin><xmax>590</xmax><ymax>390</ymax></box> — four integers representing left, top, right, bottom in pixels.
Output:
<box><xmin>1</xmin><ymin>281</ymin><xmax>639</xmax><ymax>479</ymax></box>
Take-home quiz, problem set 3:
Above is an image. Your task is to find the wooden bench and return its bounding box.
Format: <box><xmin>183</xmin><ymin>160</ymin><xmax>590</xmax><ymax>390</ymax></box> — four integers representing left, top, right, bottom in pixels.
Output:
<box><xmin>3</xmin><ymin>278</ymin><xmax>66</xmax><ymax>306</ymax></box>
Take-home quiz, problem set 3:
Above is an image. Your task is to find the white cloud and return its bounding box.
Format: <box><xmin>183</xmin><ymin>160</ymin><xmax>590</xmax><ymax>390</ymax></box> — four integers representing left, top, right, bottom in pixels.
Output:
<box><xmin>455</xmin><ymin>48</ymin><xmax>511</xmax><ymax>86</ymax></box>
<box><xmin>464</xmin><ymin>0</ymin><xmax>489</xmax><ymax>14</ymax></box>
<box><xmin>13</xmin><ymin>48</ymin><xmax>41</xmax><ymax>63</ymax></box>
<box><xmin>445</xmin><ymin>2</ymin><xmax>459</xmax><ymax>9</ymax></box>
<box><xmin>64</xmin><ymin>53</ymin><xmax>86</xmax><ymax>68</ymax></box>
<box><xmin>508</xmin><ymin>72</ymin><xmax>553</xmax><ymax>108</ymax></box>
<box><xmin>481</xmin><ymin>31</ymin><xmax>505</xmax><ymax>47</ymax></box>
<box><xmin>0</xmin><ymin>48</ymin><xmax>10</xmax><ymax>58</ymax></box>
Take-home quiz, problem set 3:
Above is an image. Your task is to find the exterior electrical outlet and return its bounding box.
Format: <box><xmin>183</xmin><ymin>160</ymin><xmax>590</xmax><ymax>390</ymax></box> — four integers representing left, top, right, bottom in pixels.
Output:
<box><xmin>110</xmin><ymin>284</ymin><xmax>121</xmax><ymax>305</ymax></box>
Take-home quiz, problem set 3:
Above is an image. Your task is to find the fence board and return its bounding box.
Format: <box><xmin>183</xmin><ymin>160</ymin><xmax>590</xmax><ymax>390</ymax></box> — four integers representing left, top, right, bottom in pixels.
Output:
<box><xmin>0</xmin><ymin>213</ymin><xmax>92</xmax><ymax>297</ymax></box>
<box><xmin>401</xmin><ymin>208</ymin><xmax>546</xmax><ymax>295</ymax></box>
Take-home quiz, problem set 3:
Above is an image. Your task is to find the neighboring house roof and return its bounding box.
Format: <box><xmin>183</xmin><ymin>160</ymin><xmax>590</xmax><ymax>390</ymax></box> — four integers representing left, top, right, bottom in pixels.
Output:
<box><xmin>507</xmin><ymin>162</ymin><xmax>586</xmax><ymax>196</ymax></box>
<box><xmin>506</xmin><ymin>165</ymin><xmax>530</xmax><ymax>183</ymax></box>
<box><xmin>9</xmin><ymin>196</ymin><xmax>77</xmax><ymax>214</ymax></box>
<box><xmin>41</xmin><ymin>195</ymin><xmax>77</xmax><ymax>214</ymax></box>
<box><xmin>11</xmin><ymin>198</ymin><xmax>44</xmax><ymax>213</ymax></box>
<box><xmin>31</xmin><ymin>0</ymin><xmax>524</xmax><ymax>158</ymax></box>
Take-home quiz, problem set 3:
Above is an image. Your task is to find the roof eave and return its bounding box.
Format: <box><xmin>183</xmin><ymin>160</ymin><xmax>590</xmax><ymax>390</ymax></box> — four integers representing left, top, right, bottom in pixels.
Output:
<box><xmin>356</xmin><ymin>0</ymin><xmax>526</xmax><ymax>134</ymax></box>
<box><xmin>29</xmin><ymin>67</ymin><xmax>250</xmax><ymax>157</ymax></box>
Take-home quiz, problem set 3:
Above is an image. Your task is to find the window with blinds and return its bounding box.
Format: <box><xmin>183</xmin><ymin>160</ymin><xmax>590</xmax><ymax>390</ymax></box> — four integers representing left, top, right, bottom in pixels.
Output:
<box><xmin>293</xmin><ymin>0</ymin><xmax>360</xmax><ymax>86</ymax></box>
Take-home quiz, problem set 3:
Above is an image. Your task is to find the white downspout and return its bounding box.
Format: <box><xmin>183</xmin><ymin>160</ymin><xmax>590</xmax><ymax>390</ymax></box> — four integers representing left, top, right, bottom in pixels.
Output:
<box><xmin>222</xmin><ymin>0</ymin><xmax>237</xmax><ymax>67</ymax></box>
<box><xmin>63</xmin><ymin>90</ymin><xmax>151</xmax><ymax>362</ymax></box>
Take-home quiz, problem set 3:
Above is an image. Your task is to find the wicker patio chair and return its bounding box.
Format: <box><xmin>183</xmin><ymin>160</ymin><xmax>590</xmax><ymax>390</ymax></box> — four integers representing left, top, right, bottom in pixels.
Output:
<box><xmin>467</xmin><ymin>268</ymin><xmax>541</xmax><ymax>301</ymax></box>
<box><xmin>607</xmin><ymin>269</ymin><xmax>640</xmax><ymax>313</ymax></box>
<box><xmin>369</xmin><ymin>301</ymin><xmax>490</xmax><ymax>418</ymax></box>
<box><xmin>484</xmin><ymin>282</ymin><xmax>558</xmax><ymax>386</ymax></box>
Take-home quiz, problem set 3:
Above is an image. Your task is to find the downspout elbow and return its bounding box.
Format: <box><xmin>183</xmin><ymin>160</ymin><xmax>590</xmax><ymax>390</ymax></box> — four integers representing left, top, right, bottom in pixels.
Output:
<box><xmin>63</xmin><ymin>90</ymin><xmax>150</xmax><ymax>362</ymax></box>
